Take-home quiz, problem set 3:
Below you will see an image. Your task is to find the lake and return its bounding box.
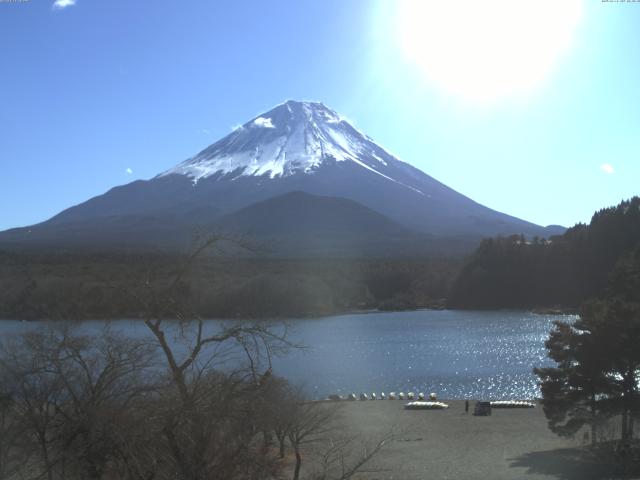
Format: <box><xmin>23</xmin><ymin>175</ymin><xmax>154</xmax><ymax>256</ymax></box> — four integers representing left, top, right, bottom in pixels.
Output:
<box><xmin>0</xmin><ymin>310</ymin><xmax>575</xmax><ymax>400</ymax></box>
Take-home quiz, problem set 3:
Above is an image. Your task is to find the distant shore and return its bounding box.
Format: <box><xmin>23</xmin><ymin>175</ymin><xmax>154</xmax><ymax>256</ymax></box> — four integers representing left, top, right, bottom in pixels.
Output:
<box><xmin>1</xmin><ymin>305</ymin><xmax>579</xmax><ymax>322</ymax></box>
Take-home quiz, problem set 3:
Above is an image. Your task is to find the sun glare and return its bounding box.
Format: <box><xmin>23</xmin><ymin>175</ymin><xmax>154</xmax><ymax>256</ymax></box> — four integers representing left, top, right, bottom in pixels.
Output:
<box><xmin>396</xmin><ymin>0</ymin><xmax>583</xmax><ymax>103</ymax></box>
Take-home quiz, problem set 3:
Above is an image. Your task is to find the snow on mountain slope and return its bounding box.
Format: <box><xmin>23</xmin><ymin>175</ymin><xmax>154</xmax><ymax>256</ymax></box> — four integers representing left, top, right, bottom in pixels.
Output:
<box><xmin>161</xmin><ymin>100</ymin><xmax>423</xmax><ymax>194</ymax></box>
<box><xmin>0</xmin><ymin>100</ymin><xmax>565</xmax><ymax>254</ymax></box>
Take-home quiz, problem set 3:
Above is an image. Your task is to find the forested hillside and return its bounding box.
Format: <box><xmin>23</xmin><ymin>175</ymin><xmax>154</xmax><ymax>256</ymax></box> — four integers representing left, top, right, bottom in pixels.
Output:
<box><xmin>0</xmin><ymin>252</ymin><xmax>459</xmax><ymax>320</ymax></box>
<box><xmin>449</xmin><ymin>197</ymin><xmax>640</xmax><ymax>309</ymax></box>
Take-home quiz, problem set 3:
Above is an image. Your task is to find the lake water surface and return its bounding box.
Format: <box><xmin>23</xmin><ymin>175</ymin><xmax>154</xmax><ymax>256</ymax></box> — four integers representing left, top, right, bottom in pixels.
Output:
<box><xmin>0</xmin><ymin>310</ymin><xmax>575</xmax><ymax>400</ymax></box>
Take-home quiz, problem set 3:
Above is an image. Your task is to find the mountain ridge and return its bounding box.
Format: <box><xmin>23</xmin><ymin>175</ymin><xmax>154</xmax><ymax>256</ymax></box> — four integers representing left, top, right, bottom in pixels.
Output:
<box><xmin>0</xmin><ymin>100</ymin><xmax>564</xmax><ymax>255</ymax></box>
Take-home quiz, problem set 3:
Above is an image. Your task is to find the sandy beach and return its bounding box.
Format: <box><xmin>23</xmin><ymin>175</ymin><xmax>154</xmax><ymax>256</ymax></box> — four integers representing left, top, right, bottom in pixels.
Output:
<box><xmin>325</xmin><ymin>400</ymin><xmax>621</xmax><ymax>480</ymax></box>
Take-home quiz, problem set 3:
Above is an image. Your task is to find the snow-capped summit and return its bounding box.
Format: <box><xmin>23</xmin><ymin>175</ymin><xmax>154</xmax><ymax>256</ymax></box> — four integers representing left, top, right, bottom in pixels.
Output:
<box><xmin>0</xmin><ymin>100</ymin><xmax>565</xmax><ymax>254</ymax></box>
<box><xmin>162</xmin><ymin>100</ymin><xmax>417</xmax><ymax>192</ymax></box>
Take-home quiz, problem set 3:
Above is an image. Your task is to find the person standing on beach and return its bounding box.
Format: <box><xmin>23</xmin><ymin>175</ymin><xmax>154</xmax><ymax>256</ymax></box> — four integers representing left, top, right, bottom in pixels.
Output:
<box><xmin>465</xmin><ymin>400</ymin><xmax>469</xmax><ymax>414</ymax></box>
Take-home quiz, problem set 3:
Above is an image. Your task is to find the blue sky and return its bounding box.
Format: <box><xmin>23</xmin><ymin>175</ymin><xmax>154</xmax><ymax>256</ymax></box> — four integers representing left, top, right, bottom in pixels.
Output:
<box><xmin>1</xmin><ymin>0</ymin><xmax>639</xmax><ymax>231</ymax></box>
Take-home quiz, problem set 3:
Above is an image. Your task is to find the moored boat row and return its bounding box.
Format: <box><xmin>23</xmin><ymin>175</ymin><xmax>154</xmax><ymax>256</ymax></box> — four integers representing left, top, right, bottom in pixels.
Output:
<box><xmin>490</xmin><ymin>400</ymin><xmax>536</xmax><ymax>408</ymax></box>
<box><xmin>328</xmin><ymin>391</ymin><xmax>439</xmax><ymax>401</ymax></box>
<box><xmin>325</xmin><ymin>394</ymin><xmax>537</xmax><ymax>411</ymax></box>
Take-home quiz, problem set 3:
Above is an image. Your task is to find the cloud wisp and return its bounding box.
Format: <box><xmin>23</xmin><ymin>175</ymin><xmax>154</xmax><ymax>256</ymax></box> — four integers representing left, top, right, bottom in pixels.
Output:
<box><xmin>125</xmin><ymin>168</ymin><xmax>133</xmax><ymax>175</ymax></box>
<box><xmin>253</xmin><ymin>117</ymin><xmax>275</xmax><ymax>128</ymax></box>
<box><xmin>600</xmin><ymin>163</ymin><xmax>614</xmax><ymax>174</ymax></box>
<box><xmin>52</xmin><ymin>0</ymin><xmax>77</xmax><ymax>10</ymax></box>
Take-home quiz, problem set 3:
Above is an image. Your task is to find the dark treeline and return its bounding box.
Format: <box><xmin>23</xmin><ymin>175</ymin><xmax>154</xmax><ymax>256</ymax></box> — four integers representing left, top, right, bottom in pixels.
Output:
<box><xmin>0</xmin><ymin>252</ymin><xmax>461</xmax><ymax>320</ymax></box>
<box><xmin>450</xmin><ymin>197</ymin><xmax>640</xmax><ymax>309</ymax></box>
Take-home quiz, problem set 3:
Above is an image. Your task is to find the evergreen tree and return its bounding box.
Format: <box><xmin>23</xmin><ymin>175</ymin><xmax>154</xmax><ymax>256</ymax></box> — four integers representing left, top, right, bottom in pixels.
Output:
<box><xmin>534</xmin><ymin>314</ymin><xmax>612</xmax><ymax>445</ymax></box>
<box><xmin>596</xmin><ymin>248</ymin><xmax>640</xmax><ymax>443</ymax></box>
<box><xmin>536</xmin><ymin>246</ymin><xmax>640</xmax><ymax>446</ymax></box>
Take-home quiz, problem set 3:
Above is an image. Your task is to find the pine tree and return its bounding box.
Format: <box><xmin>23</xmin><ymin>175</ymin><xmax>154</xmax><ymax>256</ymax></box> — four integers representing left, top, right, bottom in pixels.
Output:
<box><xmin>534</xmin><ymin>315</ymin><xmax>612</xmax><ymax>445</ymax></box>
<box><xmin>535</xmin><ymin>246</ymin><xmax>640</xmax><ymax>446</ymax></box>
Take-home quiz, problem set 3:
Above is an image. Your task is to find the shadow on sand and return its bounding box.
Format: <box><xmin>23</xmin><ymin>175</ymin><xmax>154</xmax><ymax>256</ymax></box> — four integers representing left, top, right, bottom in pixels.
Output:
<box><xmin>509</xmin><ymin>447</ymin><xmax>621</xmax><ymax>480</ymax></box>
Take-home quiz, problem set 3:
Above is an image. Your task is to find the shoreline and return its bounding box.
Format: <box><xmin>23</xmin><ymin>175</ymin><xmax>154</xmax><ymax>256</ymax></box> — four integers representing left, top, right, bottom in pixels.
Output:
<box><xmin>327</xmin><ymin>400</ymin><xmax>614</xmax><ymax>480</ymax></box>
<box><xmin>0</xmin><ymin>306</ymin><xmax>579</xmax><ymax>322</ymax></box>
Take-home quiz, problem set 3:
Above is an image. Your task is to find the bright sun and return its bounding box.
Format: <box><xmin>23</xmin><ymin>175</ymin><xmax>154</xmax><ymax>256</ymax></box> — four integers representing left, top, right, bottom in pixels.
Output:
<box><xmin>396</xmin><ymin>0</ymin><xmax>583</xmax><ymax>103</ymax></box>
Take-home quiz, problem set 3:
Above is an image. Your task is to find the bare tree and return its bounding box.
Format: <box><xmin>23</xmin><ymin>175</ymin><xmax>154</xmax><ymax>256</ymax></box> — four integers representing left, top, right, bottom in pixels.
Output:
<box><xmin>259</xmin><ymin>375</ymin><xmax>295</xmax><ymax>459</ymax></box>
<box><xmin>0</xmin><ymin>325</ymin><xmax>158</xmax><ymax>480</ymax></box>
<box><xmin>282</xmin><ymin>389</ymin><xmax>393</xmax><ymax>480</ymax></box>
<box><xmin>128</xmin><ymin>235</ymin><xmax>297</xmax><ymax>480</ymax></box>
<box><xmin>286</xmin><ymin>392</ymin><xmax>341</xmax><ymax>480</ymax></box>
<box><xmin>0</xmin><ymin>387</ymin><xmax>24</xmax><ymax>480</ymax></box>
<box><xmin>0</xmin><ymin>329</ymin><xmax>66</xmax><ymax>480</ymax></box>
<box><xmin>0</xmin><ymin>234</ymin><xmax>390</xmax><ymax>480</ymax></box>
<box><xmin>311</xmin><ymin>433</ymin><xmax>393</xmax><ymax>480</ymax></box>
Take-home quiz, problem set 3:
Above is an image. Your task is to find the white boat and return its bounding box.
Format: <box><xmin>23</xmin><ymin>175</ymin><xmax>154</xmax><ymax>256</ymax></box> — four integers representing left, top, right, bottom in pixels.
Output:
<box><xmin>490</xmin><ymin>400</ymin><xmax>535</xmax><ymax>409</ymax></box>
<box><xmin>404</xmin><ymin>401</ymin><xmax>449</xmax><ymax>410</ymax></box>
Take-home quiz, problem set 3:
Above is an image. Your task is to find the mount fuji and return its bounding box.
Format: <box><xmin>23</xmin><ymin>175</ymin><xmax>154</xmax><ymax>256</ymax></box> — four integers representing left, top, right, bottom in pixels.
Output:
<box><xmin>0</xmin><ymin>100</ymin><xmax>563</xmax><ymax>255</ymax></box>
